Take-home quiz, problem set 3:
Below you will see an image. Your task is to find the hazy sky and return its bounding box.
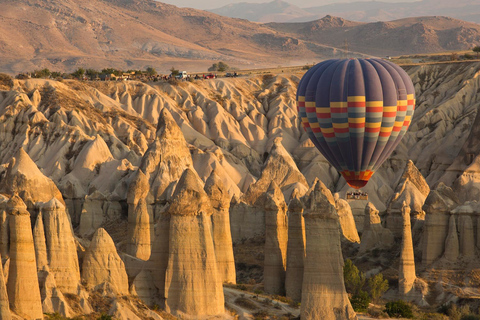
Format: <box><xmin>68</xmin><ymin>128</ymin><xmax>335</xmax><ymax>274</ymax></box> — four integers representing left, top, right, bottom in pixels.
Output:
<box><xmin>160</xmin><ymin>0</ymin><xmax>420</xmax><ymax>10</ymax></box>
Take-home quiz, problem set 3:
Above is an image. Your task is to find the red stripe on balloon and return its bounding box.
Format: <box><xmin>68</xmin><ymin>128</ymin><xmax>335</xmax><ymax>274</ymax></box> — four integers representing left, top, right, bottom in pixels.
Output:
<box><xmin>366</xmin><ymin>107</ymin><xmax>383</xmax><ymax>113</ymax></box>
<box><xmin>349</xmin><ymin>123</ymin><xmax>365</xmax><ymax>128</ymax></box>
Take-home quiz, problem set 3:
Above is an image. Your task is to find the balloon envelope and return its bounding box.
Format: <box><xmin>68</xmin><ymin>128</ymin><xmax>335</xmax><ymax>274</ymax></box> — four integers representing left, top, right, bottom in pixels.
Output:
<box><xmin>297</xmin><ymin>58</ymin><xmax>415</xmax><ymax>189</ymax></box>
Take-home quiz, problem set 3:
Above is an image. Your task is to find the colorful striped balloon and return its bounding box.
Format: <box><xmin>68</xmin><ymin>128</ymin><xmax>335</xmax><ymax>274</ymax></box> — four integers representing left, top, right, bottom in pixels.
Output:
<box><xmin>297</xmin><ymin>58</ymin><xmax>415</xmax><ymax>189</ymax></box>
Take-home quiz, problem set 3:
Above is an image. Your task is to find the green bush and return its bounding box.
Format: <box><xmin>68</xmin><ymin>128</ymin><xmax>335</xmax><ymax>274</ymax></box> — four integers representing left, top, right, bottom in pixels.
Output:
<box><xmin>344</xmin><ymin>259</ymin><xmax>365</xmax><ymax>295</ymax></box>
<box><xmin>461</xmin><ymin>315</ymin><xmax>480</xmax><ymax>320</ymax></box>
<box><xmin>350</xmin><ymin>290</ymin><xmax>371</xmax><ymax>312</ymax></box>
<box><xmin>367</xmin><ymin>273</ymin><xmax>389</xmax><ymax>302</ymax></box>
<box><xmin>384</xmin><ymin>300</ymin><xmax>414</xmax><ymax>319</ymax></box>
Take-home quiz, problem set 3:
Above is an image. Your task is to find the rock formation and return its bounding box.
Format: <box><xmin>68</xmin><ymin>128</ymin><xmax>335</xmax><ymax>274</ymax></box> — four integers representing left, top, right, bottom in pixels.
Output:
<box><xmin>422</xmin><ymin>183</ymin><xmax>460</xmax><ymax>266</ymax></box>
<box><xmin>78</xmin><ymin>190</ymin><xmax>107</xmax><ymax>236</ymax></box>
<box><xmin>163</xmin><ymin>169</ymin><xmax>225</xmax><ymax>318</ymax></box>
<box><xmin>263</xmin><ymin>182</ymin><xmax>288</xmax><ymax>295</ymax></box>
<box><xmin>335</xmin><ymin>198</ymin><xmax>360</xmax><ymax>243</ymax></box>
<box><xmin>6</xmin><ymin>195</ymin><xmax>43</xmax><ymax>319</ymax></box>
<box><xmin>399</xmin><ymin>202</ymin><xmax>416</xmax><ymax>297</ymax></box>
<box><xmin>0</xmin><ymin>254</ymin><xmax>11</xmax><ymax>320</ymax></box>
<box><xmin>229</xmin><ymin>198</ymin><xmax>265</xmax><ymax>243</ymax></box>
<box><xmin>359</xmin><ymin>202</ymin><xmax>394</xmax><ymax>254</ymax></box>
<box><xmin>300</xmin><ymin>181</ymin><xmax>356</xmax><ymax>320</ymax></box>
<box><xmin>204</xmin><ymin>169</ymin><xmax>236</xmax><ymax>284</ymax></box>
<box><xmin>243</xmin><ymin>137</ymin><xmax>308</xmax><ymax>204</ymax></box>
<box><xmin>458</xmin><ymin>215</ymin><xmax>475</xmax><ymax>258</ymax></box>
<box><xmin>0</xmin><ymin>196</ymin><xmax>8</xmax><ymax>260</ymax></box>
<box><xmin>0</xmin><ymin>148</ymin><xmax>64</xmax><ymax>205</ymax></box>
<box><xmin>81</xmin><ymin>228</ymin><xmax>129</xmax><ymax>295</ymax></box>
<box><xmin>139</xmin><ymin>108</ymin><xmax>194</xmax><ymax>203</ymax></box>
<box><xmin>386</xmin><ymin>161</ymin><xmax>430</xmax><ymax>236</ymax></box>
<box><xmin>127</xmin><ymin>169</ymin><xmax>153</xmax><ymax>261</ymax></box>
<box><xmin>41</xmin><ymin>198</ymin><xmax>80</xmax><ymax>293</ymax></box>
<box><xmin>444</xmin><ymin>215</ymin><xmax>459</xmax><ymax>261</ymax></box>
<box><xmin>285</xmin><ymin>191</ymin><xmax>305</xmax><ymax>302</ymax></box>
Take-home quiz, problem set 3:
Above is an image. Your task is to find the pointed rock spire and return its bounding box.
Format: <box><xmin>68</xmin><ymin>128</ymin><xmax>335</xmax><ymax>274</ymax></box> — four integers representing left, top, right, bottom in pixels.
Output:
<box><xmin>422</xmin><ymin>183</ymin><xmax>460</xmax><ymax>266</ymax></box>
<box><xmin>263</xmin><ymin>182</ymin><xmax>288</xmax><ymax>295</ymax></box>
<box><xmin>41</xmin><ymin>198</ymin><xmax>80</xmax><ymax>294</ymax></box>
<box><xmin>6</xmin><ymin>195</ymin><xmax>43</xmax><ymax>319</ymax></box>
<box><xmin>81</xmin><ymin>228</ymin><xmax>129</xmax><ymax>295</ymax></box>
<box><xmin>127</xmin><ymin>170</ymin><xmax>152</xmax><ymax>260</ymax></box>
<box><xmin>444</xmin><ymin>215</ymin><xmax>459</xmax><ymax>261</ymax></box>
<box><xmin>140</xmin><ymin>108</ymin><xmax>193</xmax><ymax>203</ymax></box>
<box><xmin>205</xmin><ymin>169</ymin><xmax>236</xmax><ymax>284</ymax></box>
<box><xmin>300</xmin><ymin>183</ymin><xmax>356</xmax><ymax>320</ymax></box>
<box><xmin>163</xmin><ymin>168</ymin><xmax>225</xmax><ymax>317</ymax></box>
<box><xmin>285</xmin><ymin>191</ymin><xmax>305</xmax><ymax>302</ymax></box>
<box><xmin>399</xmin><ymin>202</ymin><xmax>416</xmax><ymax>297</ymax></box>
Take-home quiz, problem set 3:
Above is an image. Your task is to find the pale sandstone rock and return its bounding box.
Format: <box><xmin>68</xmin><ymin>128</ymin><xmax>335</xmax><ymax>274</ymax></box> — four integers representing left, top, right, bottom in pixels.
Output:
<box><xmin>300</xmin><ymin>183</ymin><xmax>356</xmax><ymax>320</ymax></box>
<box><xmin>131</xmin><ymin>269</ymin><xmax>157</xmax><ymax>307</ymax></box>
<box><xmin>386</xmin><ymin>161</ymin><xmax>429</xmax><ymax>235</ymax></box>
<box><xmin>33</xmin><ymin>212</ymin><xmax>48</xmax><ymax>273</ymax></box>
<box><xmin>41</xmin><ymin>198</ymin><xmax>80</xmax><ymax>294</ymax></box>
<box><xmin>285</xmin><ymin>191</ymin><xmax>305</xmax><ymax>302</ymax></box>
<box><xmin>127</xmin><ymin>169</ymin><xmax>153</xmax><ymax>261</ymax></box>
<box><xmin>229</xmin><ymin>199</ymin><xmax>265</xmax><ymax>243</ymax></box>
<box><xmin>444</xmin><ymin>215</ymin><xmax>459</xmax><ymax>261</ymax></box>
<box><xmin>41</xmin><ymin>272</ymin><xmax>72</xmax><ymax>318</ymax></box>
<box><xmin>139</xmin><ymin>108</ymin><xmax>193</xmax><ymax>203</ymax></box>
<box><xmin>359</xmin><ymin>203</ymin><xmax>394</xmax><ymax>254</ymax></box>
<box><xmin>262</xmin><ymin>182</ymin><xmax>288</xmax><ymax>295</ymax></box>
<box><xmin>243</xmin><ymin>137</ymin><xmax>308</xmax><ymax>204</ymax></box>
<box><xmin>0</xmin><ymin>254</ymin><xmax>11</xmax><ymax>320</ymax></box>
<box><xmin>164</xmin><ymin>169</ymin><xmax>225</xmax><ymax>318</ymax></box>
<box><xmin>458</xmin><ymin>215</ymin><xmax>474</xmax><ymax>258</ymax></box>
<box><xmin>109</xmin><ymin>298</ymin><xmax>141</xmax><ymax>320</ymax></box>
<box><xmin>81</xmin><ymin>228</ymin><xmax>129</xmax><ymax>295</ymax></box>
<box><xmin>78</xmin><ymin>190</ymin><xmax>106</xmax><ymax>236</ymax></box>
<box><xmin>204</xmin><ymin>169</ymin><xmax>236</xmax><ymax>284</ymax></box>
<box><xmin>335</xmin><ymin>198</ymin><xmax>360</xmax><ymax>243</ymax></box>
<box><xmin>0</xmin><ymin>148</ymin><xmax>64</xmax><ymax>206</ymax></box>
<box><xmin>422</xmin><ymin>183</ymin><xmax>460</xmax><ymax>266</ymax></box>
<box><xmin>399</xmin><ymin>203</ymin><xmax>416</xmax><ymax>297</ymax></box>
<box><xmin>6</xmin><ymin>195</ymin><xmax>43</xmax><ymax>319</ymax></box>
<box><xmin>0</xmin><ymin>196</ymin><xmax>8</xmax><ymax>259</ymax></box>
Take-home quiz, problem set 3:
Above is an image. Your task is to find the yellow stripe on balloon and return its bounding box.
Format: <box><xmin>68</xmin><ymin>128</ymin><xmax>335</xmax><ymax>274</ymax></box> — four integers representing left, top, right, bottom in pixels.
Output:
<box><xmin>347</xmin><ymin>96</ymin><xmax>366</xmax><ymax>102</ymax></box>
<box><xmin>348</xmin><ymin>117</ymin><xmax>366</xmax><ymax>123</ymax></box>
<box><xmin>366</xmin><ymin>101</ymin><xmax>383</xmax><ymax>107</ymax></box>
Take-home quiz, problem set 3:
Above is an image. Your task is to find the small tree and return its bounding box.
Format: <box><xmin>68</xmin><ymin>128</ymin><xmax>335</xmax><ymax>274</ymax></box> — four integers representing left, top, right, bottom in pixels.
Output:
<box><xmin>217</xmin><ymin>61</ymin><xmax>229</xmax><ymax>72</ymax></box>
<box><xmin>101</xmin><ymin>68</ymin><xmax>121</xmax><ymax>76</ymax></box>
<box><xmin>51</xmin><ymin>71</ymin><xmax>62</xmax><ymax>79</ymax></box>
<box><xmin>350</xmin><ymin>290</ymin><xmax>371</xmax><ymax>312</ymax></box>
<box><xmin>146</xmin><ymin>67</ymin><xmax>157</xmax><ymax>76</ymax></box>
<box><xmin>343</xmin><ymin>259</ymin><xmax>366</xmax><ymax>295</ymax></box>
<box><xmin>34</xmin><ymin>68</ymin><xmax>51</xmax><ymax>78</ymax></box>
<box><xmin>367</xmin><ymin>273</ymin><xmax>389</xmax><ymax>302</ymax></box>
<box><xmin>85</xmin><ymin>69</ymin><xmax>99</xmax><ymax>80</ymax></box>
<box><xmin>170</xmin><ymin>67</ymin><xmax>179</xmax><ymax>76</ymax></box>
<box><xmin>473</xmin><ymin>46</ymin><xmax>480</xmax><ymax>59</ymax></box>
<box><xmin>72</xmin><ymin>68</ymin><xmax>85</xmax><ymax>79</ymax></box>
<box><xmin>208</xmin><ymin>63</ymin><xmax>218</xmax><ymax>72</ymax></box>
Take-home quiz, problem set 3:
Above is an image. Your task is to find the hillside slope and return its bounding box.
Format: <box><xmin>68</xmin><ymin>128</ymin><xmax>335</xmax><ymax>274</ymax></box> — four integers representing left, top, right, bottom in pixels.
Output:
<box><xmin>0</xmin><ymin>0</ymin><xmax>346</xmax><ymax>73</ymax></box>
<box><xmin>267</xmin><ymin>15</ymin><xmax>480</xmax><ymax>56</ymax></box>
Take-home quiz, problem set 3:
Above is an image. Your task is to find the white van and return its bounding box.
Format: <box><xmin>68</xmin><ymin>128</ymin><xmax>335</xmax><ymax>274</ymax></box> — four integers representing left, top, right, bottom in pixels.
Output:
<box><xmin>176</xmin><ymin>71</ymin><xmax>188</xmax><ymax>79</ymax></box>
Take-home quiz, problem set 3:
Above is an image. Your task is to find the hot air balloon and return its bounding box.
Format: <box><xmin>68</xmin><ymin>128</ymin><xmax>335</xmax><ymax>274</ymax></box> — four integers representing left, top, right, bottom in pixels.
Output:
<box><xmin>297</xmin><ymin>58</ymin><xmax>415</xmax><ymax>189</ymax></box>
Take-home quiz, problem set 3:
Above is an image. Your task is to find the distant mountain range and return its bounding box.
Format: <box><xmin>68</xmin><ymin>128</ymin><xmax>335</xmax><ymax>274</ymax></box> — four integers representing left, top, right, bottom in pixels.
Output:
<box><xmin>0</xmin><ymin>0</ymin><xmax>352</xmax><ymax>74</ymax></box>
<box><xmin>0</xmin><ymin>0</ymin><xmax>479</xmax><ymax>74</ymax></box>
<box><xmin>210</xmin><ymin>0</ymin><xmax>480</xmax><ymax>23</ymax></box>
<box><xmin>267</xmin><ymin>15</ymin><xmax>480</xmax><ymax>56</ymax></box>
